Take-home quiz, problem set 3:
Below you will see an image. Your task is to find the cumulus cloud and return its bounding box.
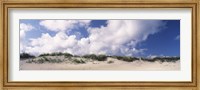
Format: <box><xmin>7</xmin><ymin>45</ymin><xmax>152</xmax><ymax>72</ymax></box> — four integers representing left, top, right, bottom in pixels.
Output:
<box><xmin>86</xmin><ymin>20</ymin><xmax>165</xmax><ymax>56</ymax></box>
<box><xmin>20</xmin><ymin>23</ymin><xmax>35</xmax><ymax>53</ymax></box>
<box><xmin>25</xmin><ymin>32</ymin><xmax>78</xmax><ymax>55</ymax></box>
<box><xmin>23</xmin><ymin>20</ymin><xmax>165</xmax><ymax>56</ymax></box>
<box><xmin>20</xmin><ymin>23</ymin><xmax>35</xmax><ymax>38</ymax></box>
<box><xmin>39</xmin><ymin>20</ymin><xmax>91</xmax><ymax>32</ymax></box>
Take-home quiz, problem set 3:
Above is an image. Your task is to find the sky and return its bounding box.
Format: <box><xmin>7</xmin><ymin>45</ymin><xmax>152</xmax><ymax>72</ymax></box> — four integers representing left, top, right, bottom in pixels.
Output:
<box><xmin>20</xmin><ymin>20</ymin><xmax>180</xmax><ymax>57</ymax></box>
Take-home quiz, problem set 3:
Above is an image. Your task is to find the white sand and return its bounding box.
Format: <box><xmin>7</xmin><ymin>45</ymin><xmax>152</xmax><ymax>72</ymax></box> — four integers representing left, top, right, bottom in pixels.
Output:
<box><xmin>20</xmin><ymin>57</ymin><xmax>180</xmax><ymax>71</ymax></box>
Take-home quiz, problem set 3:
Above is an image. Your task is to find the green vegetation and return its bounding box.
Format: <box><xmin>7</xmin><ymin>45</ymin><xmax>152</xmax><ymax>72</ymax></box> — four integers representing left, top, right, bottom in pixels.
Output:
<box><xmin>72</xmin><ymin>59</ymin><xmax>86</xmax><ymax>64</ymax></box>
<box><xmin>26</xmin><ymin>57</ymin><xmax>63</xmax><ymax>64</ymax></box>
<box><xmin>38</xmin><ymin>53</ymin><xmax>50</xmax><ymax>57</ymax></box>
<box><xmin>107</xmin><ymin>60</ymin><xmax>114</xmax><ymax>64</ymax></box>
<box><xmin>111</xmin><ymin>56</ymin><xmax>138</xmax><ymax>62</ymax></box>
<box><xmin>83</xmin><ymin>54</ymin><xmax>107</xmax><ymax>61</ymax></box>
<box><xmin>140</xmin><ymin>58</ymin><xmax>156</xmax><ymax>62</ymax></box>
<box><xmin>20</xmin><ymin>53</ymin><xmax>35</xmax><ymax>59</ymax></box>
<box><xmin>39</xmin><ymin>52</ymin><xmax>73</xmax><ymax>57</ymax></box>
<box><xmin>26</xmin><ymin>59</ymin><xmax>35</xmax><ymax>63</ymax></box>
<box><xmin>153</xmin><ymin>57</ymin><xmax>180</xmax><ymax>62</ymax></box>
<box><xmin>22</xmin><ymin>52</ymin><xmax>180</xmax><ymax>64</ymax></box>
<box><xmin>64</xmin><ymin>53</ymin><xmax>73</xmax><ymax>57</ymax></box>
<box><xmin>139</xmin><ymin>57</ymin><xmax>180</xmax><ymax>63</ymax></box>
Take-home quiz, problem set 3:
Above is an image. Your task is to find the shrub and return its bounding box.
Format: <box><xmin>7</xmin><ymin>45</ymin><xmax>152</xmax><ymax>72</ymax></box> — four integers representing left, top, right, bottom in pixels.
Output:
<box><xmin>72</xmin><ymin>59</ymin><xmax>85</xmax><ymax>64</ymax></box>
<box><xmin>153</xmin><ymin>57</ymin><xmax>180</xmax><ymax>62</ymax></box>
<box><xmin>83</xmin><ymin>54</ymin><xmax>96</xmax><ymax>59</ymax></box>
<box><xmin>25</xmin><ymin>57</ymin><xmax>64</xmax><ymax>64</ymax></box>
<box><xmin>64</xmin><ymin>53</ymin><xmax>73</xmax><ymax>57</ymax></box>
<box><xmin>73</xmin><ymin>55</ymin><xmax>80</xmax><ymax>57</ymax></box>
<box><xmin>26</xmin><ymin>59</ymin><xmax>34</xmax><ymax>63</ymax></box>
<box><xmin>20</xmin><ymin>53</ymin><xmax>35</xmax><ymax>59</ymax></box>
<box><xmin>146</xmin><ymin>59</ymin><xmax>156</xmax><ymax>62</ymax></box>
<box><xmin>49</xmin><ymin>58</ymin><xmax>63</xmax><ymax>63</ymax></box>
<box><xmin>39</xmin><ymin>53</ymin><xmax>50</xmax><ymax>57</ymax></box>
<box><xmin>107</xmin><ymin>60</ymin><xmax>114</xmax><ymax>64</ymax></box>
<box><xmin>83</xmin><ymin>54</ymin><xmax>107</xmax><ymax>61</ymax></box>
<box><xmin>139</xmin><ymin>58</ymin><xmax>155</xmax><ymax>62</ymax></box>
<box><xmin>42</xmin><ymin>57</ymin><xmax>63</xmax><ymax>63</ymax></box>
<box><xmin>97</xmin><ymin>55</ymin><xmax>107</xmax><ymax>61</ymax></box>
<box><xmin>39</xmin><ymin>52</ymin><xmax>73</xmax><ymax>57</ymax></box>
<box><xmin>112</xmin><ymin>56</ymin><xmax>138</xmax><ymax>62</ymax></box>
<box><xmin>43</xmin><ymin>57</ymin><xmax>50</xmax><ymax>62</ymax></box>
<box><xmin>51</xmin><ymin>52</ymin><xmax>62</xmax><ymax>56</ymax></box>
<box><xmin>37</xmin><ymin>58</ymin><xmax>45</xmax><ymax>64</ymax></box>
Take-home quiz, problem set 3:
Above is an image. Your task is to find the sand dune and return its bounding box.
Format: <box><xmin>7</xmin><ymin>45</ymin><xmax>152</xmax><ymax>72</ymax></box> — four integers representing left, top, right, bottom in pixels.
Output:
<box><xmin>20</xmin><ymin>57</ymin><xmax>180</xmax><ymax>71</ymax></box>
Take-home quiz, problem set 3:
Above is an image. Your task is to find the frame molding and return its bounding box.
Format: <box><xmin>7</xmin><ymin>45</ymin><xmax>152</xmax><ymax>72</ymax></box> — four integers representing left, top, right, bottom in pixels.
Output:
<box><xmin>0</xmin><ymin>0</ymin><xmax>199</xmax><ymax>90</ymax></box>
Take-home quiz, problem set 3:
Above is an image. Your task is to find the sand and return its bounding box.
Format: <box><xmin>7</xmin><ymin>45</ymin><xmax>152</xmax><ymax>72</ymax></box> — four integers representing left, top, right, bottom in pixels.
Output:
<box><xmin>20</xmin><ymin>57</ymin><xmax>180</xmax><ymax>71</ymax></box>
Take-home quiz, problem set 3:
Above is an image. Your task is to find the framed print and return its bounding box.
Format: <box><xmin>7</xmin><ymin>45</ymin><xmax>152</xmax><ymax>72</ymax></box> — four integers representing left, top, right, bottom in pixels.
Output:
<box><xmin>0</xmin><ymin>0</ymin><xmax>199</xmax><ymax>90</ymax></box>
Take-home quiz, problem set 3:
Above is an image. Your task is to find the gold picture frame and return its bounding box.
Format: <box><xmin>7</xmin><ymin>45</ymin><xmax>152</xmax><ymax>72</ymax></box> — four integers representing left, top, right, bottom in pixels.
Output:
<box><xmin>0</xmin><ymin>0</ymin><xmax>199</xmax><ymax>90</ymax></box>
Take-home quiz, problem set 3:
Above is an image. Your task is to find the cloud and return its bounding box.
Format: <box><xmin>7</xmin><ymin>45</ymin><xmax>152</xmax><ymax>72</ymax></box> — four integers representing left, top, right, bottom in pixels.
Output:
<box><xmin>175</xmin><ymin>35</ymin><xmax>180</xmax><ymax>40</ymax></box>
<box><xmin>20</xmin><ymin>23</ymin><xmax>35</xmax><ymax>53</ymax></box>
<box><xmin>86</xmin><ymin>20</ymin><xmax>165</xmax><ymax>56</ymax></box>
<box><xmin>39</xmin><ymin>20</ymin><xmax>91</xmax><ymax>32</ymax></box>
<box><xmin>20</xmin><ymin>23</ymin><xmax>35</xmax><ymax>38</ymax></box>
<box><xmin>24</xmin><ymin>32</ymin><xmax>77</xmax><ymax>55</ymax></box>
<box><xmin>23</xmin><ymin>20</ymin><xmax>165</xmax><ymax>56</ymax></box>
<box><xmin>147</xmin><ymin>55</ymin><xmax>158</xmax><ymax>59</ymax></box>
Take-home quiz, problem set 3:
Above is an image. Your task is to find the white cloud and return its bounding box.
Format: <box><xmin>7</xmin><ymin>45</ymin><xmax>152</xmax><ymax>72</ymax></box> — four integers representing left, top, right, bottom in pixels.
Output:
<box><xmin>147</xmin><ymin>55</ymin><xmax>158</xmax><ymax>59</ymax></box>
<box><xmin>25</xmin><ymin>32</ymin><xmax>78</xmax><ymax>55</ymax></box>
<box><xmin>20</xmin><ymin>23</ymin><xmax>35</xmax><ymax>38</ymax></box>
<box><xmin>20</xmin><ymin>23</ymin><xmax>35</xmax><ymax>53</ymax></box>
<box><xmin>86</xmin><ymin>20</ymin><xmax>165</xmax><ymax>56</ymax></box>
<box><xmin>39</xmin><ymin>20</ymin><xmax>91</xmax><ymax>32</ymax></box>
<box><xmin>23</xmin><ymin>20</ymin><xmax>165</xmax><ymax>56</ymax></box>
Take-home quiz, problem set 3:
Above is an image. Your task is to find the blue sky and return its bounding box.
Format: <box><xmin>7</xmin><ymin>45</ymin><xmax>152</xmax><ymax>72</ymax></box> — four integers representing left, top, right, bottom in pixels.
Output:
<box><xmin>137</xmin><ymin>20</ymin><xmax>180</xmax><ymax>57</ymax></box>
<box><xmin>20</xmin><ymin>20</ymin><xmax>180</xmax><ymax>57</ymax></box>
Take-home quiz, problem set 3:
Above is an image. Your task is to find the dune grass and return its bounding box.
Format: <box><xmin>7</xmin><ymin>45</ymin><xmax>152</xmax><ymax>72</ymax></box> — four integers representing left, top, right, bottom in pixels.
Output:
<box><xmin>26</xmin><ymin>57</ymin><xmax>63</xmax><ymax>64</ymax></box>
<box><xmin>83</xmin><ymin>54</ymin><xmax>107</xmax><ymax>61</ymax></box>
<box><xmin>107</xmin><ymin>60</ymin><xmax>114</xmax><ymax>64</ymax></box>
<box><xmin>110</xmin><ymin>56</ymin><xmax>138</xmax><ymax>62</ymax></box>
<box><xmin>20</xmin><ymin>53</ymin><xmax>35</xmax><ymax>59</ymax></box>
<box><xmin>39</xmin><ymin>52</ymin><xmax>73</xmax><ymax>57</ymax></box>
<box><xmin>72</xmin><ymin>59</ymin><xmax>86</xmax><ymax>64</ymax></box>
<box><xmin>22</xmin><ymin>52</ymin><xmax>180</xmax><ymax>64</ymax></box>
